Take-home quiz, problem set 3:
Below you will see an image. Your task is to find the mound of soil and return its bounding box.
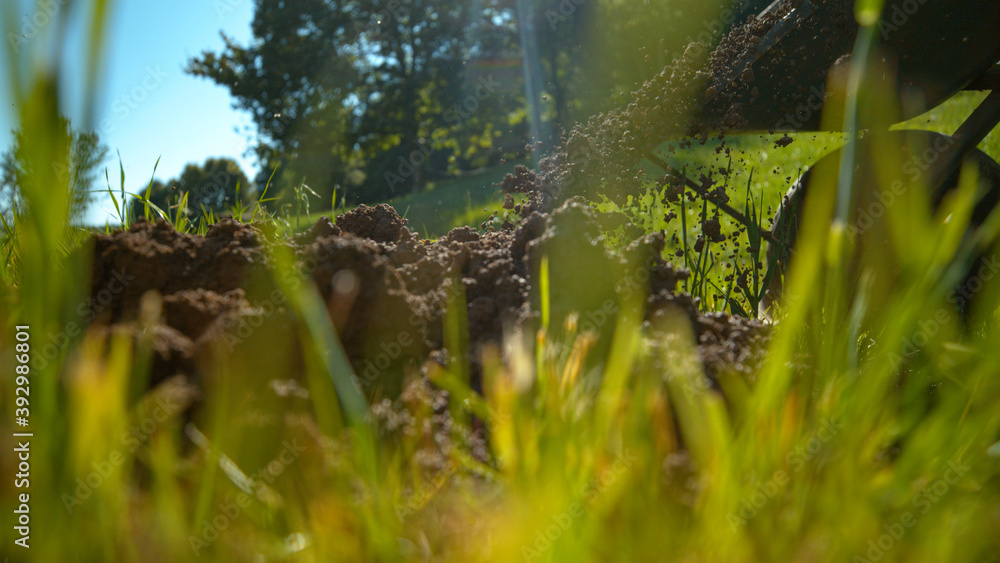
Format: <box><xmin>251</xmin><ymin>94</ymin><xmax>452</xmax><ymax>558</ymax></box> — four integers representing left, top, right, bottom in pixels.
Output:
<box><xmin>86</xmin><ymin>202</ymin><xmax>768</xmax><ymax>402</ymax></box>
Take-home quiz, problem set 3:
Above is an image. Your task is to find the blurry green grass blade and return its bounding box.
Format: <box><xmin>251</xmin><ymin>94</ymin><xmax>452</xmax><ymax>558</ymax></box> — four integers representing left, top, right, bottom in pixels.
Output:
<box><xmin>83</xmin><ymin>0</ymin><xmax>115</xmax><ymax>126</ymax></box>
<box><xmin>267</xmin><ymin>244</ymin><xmax>377</xmax><ymax>476</ymax></box>
<box><xmin>540</xmin><ymin>255</ymin><xmax>550</xmax><ymax>331</ymax></box>
<box><xmin>753</xmin><ymin>171</ymin><xmax>836</xmax><ymax>423</ymax></box>
<box><xmin>118</xmin><ymin>149</ymin><xmax>127</xmax><ymax>218</ymax></box>
<box><xmin>253</xmin><ymin>165</ymin><xmax>279</xmax><ymax>222</ymax></box>
<box><xmin>928</xmin><ymin>162</ymin><xmax>979</xmax><ymax>267</ymax></box>
<box><xmin>176</xmin><ymin>192</ymin><xmax>189</xmax><ymax>232</ymax></box>
<box><xmin>444</xmin><ymin>277</ymin><xmax>469</xmax><ymax>383</ymax></box>
<box><xmin>854</xmin><ymin>0</ymin><xmax>886</xmax><ymax>26</ymax></box>
<box><xmin>660</xmin><ymin>315</ymin><xmax>732</xmax><ymax>469</ymax></box>
<box><xmin>836</xmin><ymin>44</ymin><xmax>871</xmax><ymax>222</ymax></box>
<box><xmin>431</xmin><ymin>368</ymin><xmax>490</xmax><ymax>427</ymax></box>
<box><xmin>104</xmin><ymin>167</ymin><xmax>121</xmax><ymax>220</ymax></box>
<box><xmin>138</xmin><ymin>196</ymin><xmax>167</xmax><ymax>221</ymax></box>
<box><xmin>144</xmin><ymin>156</ymin><xmax>163</xmax><ymax>222</ymax></box>
<box><xmin>186</xmin><ymin>424</ymin><xmax>283</xmax><ymax>509</ymax></box>
<box><xmin>596</xmin><ymin>306</ymin><xmax>642</xmax><ymax>431</ymax></box>
<box><xmin>2</xmin><ymin>2</ymin><xmax>22</xmax><ymax>102</ymax></box>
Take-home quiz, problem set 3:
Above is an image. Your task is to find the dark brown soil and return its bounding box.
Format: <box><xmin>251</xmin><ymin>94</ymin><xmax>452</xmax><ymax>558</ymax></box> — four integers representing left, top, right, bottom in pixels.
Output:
<box><xmin>86</xmin><ymin>202</ymin><xmax>768</xmax><ymax>402</ymax></box>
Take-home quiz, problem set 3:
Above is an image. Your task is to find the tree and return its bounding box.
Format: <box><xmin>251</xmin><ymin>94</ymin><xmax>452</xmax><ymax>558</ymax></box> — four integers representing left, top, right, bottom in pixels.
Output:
<box><xmin>130</xmin><ymin>157</ymin><xmax>252</xmax><ymax>224</ymax></box>
<box><xmin>1</xmin><ymin>117</ymin><xmax>109</xmax><ymax>222</ymax></box>
<box><xmin>187</xmin><ymin>0</ymin><xmax>526</xmax><ymax>204</ymax></box>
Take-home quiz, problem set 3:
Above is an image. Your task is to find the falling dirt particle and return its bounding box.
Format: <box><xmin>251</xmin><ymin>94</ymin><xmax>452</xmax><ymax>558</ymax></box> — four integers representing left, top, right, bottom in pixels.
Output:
<box><xmin>774</xmin><ymin>135</ymin><xmax>795</xmax><ymax>148</ymax></box>
<box><xmin>702</xmin><ymin>217</ymin><xmax>724</xmax><ymax>243</ymax></box>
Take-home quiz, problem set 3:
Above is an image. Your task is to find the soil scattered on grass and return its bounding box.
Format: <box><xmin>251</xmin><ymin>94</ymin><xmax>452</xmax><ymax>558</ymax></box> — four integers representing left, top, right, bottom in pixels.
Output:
<box><xmin>87</xmin><ymin>203</ymin><xmax>768</xmax><ymax>401</ymax></box>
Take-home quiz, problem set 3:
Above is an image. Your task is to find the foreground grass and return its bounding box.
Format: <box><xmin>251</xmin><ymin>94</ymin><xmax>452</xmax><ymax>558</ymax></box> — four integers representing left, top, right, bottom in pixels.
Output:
<box><xmin>5</xmin><ymin>115</ymin><xmax>1000</xmax><ymax>561</ymax></box>
<box><xmin>3</xmin><ymin>186</ymin><xmax>1000</xmax><ymax>561</ymax></box>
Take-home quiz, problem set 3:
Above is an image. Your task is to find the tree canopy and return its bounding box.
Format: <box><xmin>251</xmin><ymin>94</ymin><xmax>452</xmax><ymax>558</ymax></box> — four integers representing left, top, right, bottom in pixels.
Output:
<box><xmin>188</xmin><ymin>0</ymin><xmax>528</xmax><ymax>204</ymax></box>
<box><xmin>187</xmin><ymin>0</ymin><xmax>726</xmax><ymax>207</ymax></box>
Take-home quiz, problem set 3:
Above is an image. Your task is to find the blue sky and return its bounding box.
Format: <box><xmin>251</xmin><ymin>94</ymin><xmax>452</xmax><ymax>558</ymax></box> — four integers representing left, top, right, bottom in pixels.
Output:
<box><xmin>1</xmin><ymin>0</ymin><xmax>258</xmax><ymax>225</ymax></box>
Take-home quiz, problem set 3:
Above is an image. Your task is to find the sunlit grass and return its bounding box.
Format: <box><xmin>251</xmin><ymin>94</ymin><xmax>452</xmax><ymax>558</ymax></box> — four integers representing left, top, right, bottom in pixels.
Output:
<box><xmin>595</xmin><ymin>91</ymin><xmax>999</xmax><ymax>315</ymax></box>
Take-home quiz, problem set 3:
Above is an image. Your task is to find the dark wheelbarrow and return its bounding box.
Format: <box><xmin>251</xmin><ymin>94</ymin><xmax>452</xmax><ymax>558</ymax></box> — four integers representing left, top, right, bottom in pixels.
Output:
<box><xmin>651</xmin><ymin>0</ymin><xmax>1000</xmax><ymax>319</ymax></box>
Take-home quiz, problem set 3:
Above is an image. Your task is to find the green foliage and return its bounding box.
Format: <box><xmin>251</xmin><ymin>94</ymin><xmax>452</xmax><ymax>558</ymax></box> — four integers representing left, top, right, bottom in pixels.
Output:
<box><xmin>1</xmin><ymin>116</ymin><xmax>110</xmax><ymax>222</ymax></box>
<box><xmin>183</xmin><ymin>0</ymin><xmax>750</xmax><ymax>207</ymax></box>
<box><xmin>537</xmin><ymin>0</ymin><xmax>735</xmax><ymax>126</ymax></box>
<box><xmin>187</xmin><ymin>0</ymin><xmax>527</xmax><ymax>203</ymax></box>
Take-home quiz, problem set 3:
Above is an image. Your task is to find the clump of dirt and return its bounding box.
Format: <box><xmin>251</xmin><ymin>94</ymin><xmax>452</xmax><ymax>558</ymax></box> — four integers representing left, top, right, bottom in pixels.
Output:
<box><xmin>86</xmin><ymin>202</ymin><xmax>768</xmax><ymax>402</ymax></box>
<box><xmin>91</xmin><ymin>218</ymin><xmax>267</xmax><ymax>317</ymax></box>
<box><xmin>697</xmin><ymin>0</ymin><xmax>855</xmax><ymax>133</ymax></box>
<box><xmin>332</xmin><ymin>202</ymin><xmax>409</xmax><ymax>244</ymax></box>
